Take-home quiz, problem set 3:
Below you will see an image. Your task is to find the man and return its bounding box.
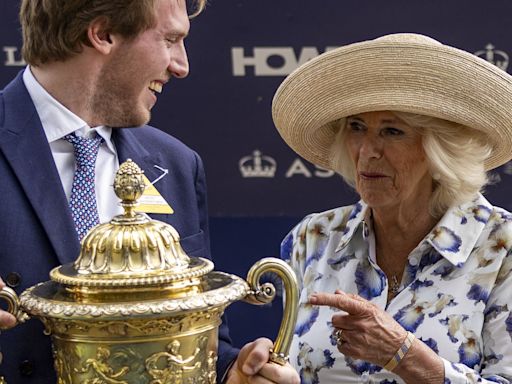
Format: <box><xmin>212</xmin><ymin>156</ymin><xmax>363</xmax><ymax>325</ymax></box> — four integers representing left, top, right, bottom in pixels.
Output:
<box><xmin>0</xmin><ymin>0</ymin><xmax>299</xmax><ymax>383</ymax></box>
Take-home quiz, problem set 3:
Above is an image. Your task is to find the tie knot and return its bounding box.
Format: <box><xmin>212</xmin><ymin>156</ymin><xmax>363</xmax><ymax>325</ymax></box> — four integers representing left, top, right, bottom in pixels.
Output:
<box><xmin>63</xmin><ymin>132</ymin><xmax>103</xmax><ymax>167</ymax></box>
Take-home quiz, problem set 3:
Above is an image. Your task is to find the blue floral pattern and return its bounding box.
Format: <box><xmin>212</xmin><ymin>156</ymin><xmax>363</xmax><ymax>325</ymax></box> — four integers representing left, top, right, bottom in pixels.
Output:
<box><xmin>282</xmin><ymin>194</ymin><xmax>512</xmax><ymax>383</ymax></box>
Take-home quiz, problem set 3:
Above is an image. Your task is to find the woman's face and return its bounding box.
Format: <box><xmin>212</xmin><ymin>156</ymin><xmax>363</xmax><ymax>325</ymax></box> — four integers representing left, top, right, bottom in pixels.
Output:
<box><xmin>344</xmin><ymin>111</ymin><xmax>432</xmax><ymax>210</ymax></box>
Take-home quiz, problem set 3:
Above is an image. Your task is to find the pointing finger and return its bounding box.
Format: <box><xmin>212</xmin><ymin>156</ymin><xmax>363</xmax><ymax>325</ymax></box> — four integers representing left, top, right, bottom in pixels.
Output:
<box><xmin>335</xmin><ymin>290</ymin><xmax>366</xmax><ymax>303</ymax></box>
<box><xmin>309</xmin><ymin>292</ymin><xmax>368</xmax><ymax>316</ymax></box>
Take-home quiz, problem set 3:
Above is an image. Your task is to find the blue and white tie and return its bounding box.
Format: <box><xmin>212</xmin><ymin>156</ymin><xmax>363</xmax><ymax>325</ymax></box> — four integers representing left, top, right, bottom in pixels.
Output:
<box><xmin>63</xmin><ymin>132</ymin><xmax>104</xmax><ymax>240</ymax></box>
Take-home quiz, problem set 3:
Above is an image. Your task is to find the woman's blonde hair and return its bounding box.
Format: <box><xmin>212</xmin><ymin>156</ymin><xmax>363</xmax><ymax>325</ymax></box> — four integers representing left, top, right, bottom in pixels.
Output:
<box><xmin>329</xmin><ymin>111</ymin><xmax>492</xmax><ymax>217</ymax></box>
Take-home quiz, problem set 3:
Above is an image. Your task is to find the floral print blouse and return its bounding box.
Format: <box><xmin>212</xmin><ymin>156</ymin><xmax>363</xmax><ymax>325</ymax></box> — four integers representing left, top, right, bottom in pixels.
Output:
<box><xmin>281</xmin><ymin>194</ymin><xmax>512</xmax><ymax>383</ymax></box>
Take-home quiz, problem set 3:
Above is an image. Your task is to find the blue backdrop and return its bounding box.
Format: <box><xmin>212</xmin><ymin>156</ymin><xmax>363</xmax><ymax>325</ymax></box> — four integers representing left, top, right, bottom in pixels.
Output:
<box><xmin>2</xmin><ymin>0</ymin><xmax>512</xmax><ymax>349</ymax></box>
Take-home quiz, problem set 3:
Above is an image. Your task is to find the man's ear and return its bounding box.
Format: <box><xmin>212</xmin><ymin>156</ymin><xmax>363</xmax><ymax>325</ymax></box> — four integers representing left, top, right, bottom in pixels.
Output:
<box><xmin>87</xmin><ymin>16</ymin><xmax>116</xmax><ymax>55</ymax></box>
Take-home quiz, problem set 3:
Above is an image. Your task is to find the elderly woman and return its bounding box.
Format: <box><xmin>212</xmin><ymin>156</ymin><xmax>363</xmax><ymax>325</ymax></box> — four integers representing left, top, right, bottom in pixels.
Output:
<box><xmin>272</xmin><ymin>34</ymin><xmax>512</xmax><ymax>383</ymax></box>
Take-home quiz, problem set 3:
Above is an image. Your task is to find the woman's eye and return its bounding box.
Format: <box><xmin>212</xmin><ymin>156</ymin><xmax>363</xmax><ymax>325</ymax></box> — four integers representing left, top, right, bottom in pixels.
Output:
<box><xmin>383</xmin><ymin>127</ymin><xmax>404</xmax><ymax>136</ymax></box>
<box><xmin>348</xmin><ymin>121</ymin><xmax>365</xmax><ymax>131</ymax></box>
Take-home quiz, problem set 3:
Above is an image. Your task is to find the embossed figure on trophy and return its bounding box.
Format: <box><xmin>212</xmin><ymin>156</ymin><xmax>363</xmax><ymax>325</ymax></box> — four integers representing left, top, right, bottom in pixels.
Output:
<box><xmin>75</xmin><ymin>347</ymin><xmax>129</xmax><ymax>384</ymax></box>
<box><xmin>145</xmin><ymin>337</ymin><xmax>205</xmax><ymax>384</ymax></box>
<box><xmin>54</xmin><ymin>346</ymin><xmax>75</xmax><ymax>384</ymax></box>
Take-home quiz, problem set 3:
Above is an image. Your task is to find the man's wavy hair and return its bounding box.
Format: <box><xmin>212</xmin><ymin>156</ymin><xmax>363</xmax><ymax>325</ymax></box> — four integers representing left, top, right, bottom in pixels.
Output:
<box><xmin>329</xmin><ymin>111</ymin><xmax>492</xmax><ymax>218</ymax></box>
<box><xmin>20</xmin><ymin>0</ymin><xmax>206</xmax><ymax>66</ymax></box>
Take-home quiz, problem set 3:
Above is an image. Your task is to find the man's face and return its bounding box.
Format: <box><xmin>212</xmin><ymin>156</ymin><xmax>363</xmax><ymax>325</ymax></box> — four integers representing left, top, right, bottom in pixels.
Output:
<box><xmin>92</xmin><ymin>0</ymin><xmax>190</xmax><ymax>128</ymax></box>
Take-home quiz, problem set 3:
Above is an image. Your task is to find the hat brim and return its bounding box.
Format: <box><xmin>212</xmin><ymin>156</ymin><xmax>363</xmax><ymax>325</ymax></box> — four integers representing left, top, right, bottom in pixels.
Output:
<box><xmin>272</xmin><ymin>37</ymin><xmax>512</xmax><ymax>171</ymax></box>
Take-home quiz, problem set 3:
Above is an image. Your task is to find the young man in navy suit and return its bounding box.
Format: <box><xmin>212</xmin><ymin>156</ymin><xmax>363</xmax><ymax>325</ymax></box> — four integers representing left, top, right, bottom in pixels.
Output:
<box><xmin>0</xmin><ymin>1</ymin><xmax>299</xmax><ymax>383</ymax></box>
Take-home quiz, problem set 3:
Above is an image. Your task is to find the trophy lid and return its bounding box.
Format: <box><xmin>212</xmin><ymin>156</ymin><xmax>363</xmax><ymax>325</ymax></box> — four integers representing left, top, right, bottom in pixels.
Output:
<box><xmin>50</xmin><ymin>159</ymin><xmax>214</xmax><ymax>290</ymax></box>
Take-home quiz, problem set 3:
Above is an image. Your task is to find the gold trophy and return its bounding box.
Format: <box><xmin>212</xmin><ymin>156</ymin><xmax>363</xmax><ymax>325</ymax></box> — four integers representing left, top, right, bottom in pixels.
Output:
<box><xmin>0</xmin><ymin>160</ymin><xmax>298</xmax><ymax>384</ymax></box>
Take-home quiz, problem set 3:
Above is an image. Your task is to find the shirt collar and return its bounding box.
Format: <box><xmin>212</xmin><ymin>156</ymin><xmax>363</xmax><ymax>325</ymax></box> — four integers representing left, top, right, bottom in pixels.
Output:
<box><xmin>22</xmin><ymin>67</ymin><xmax>115</xmax><ymax>152</ymax></box>
<box><xmin>73</xmin><ymin>126</ymin><xmax>115</xmax><ymax>153</ymax></box>
<box><xmin>335</xmin><ymin>201</ymin><xmax>368</xmax><ymax>252</ymax></box>
<box><xmin>335</xmin><ymin>193</ymin><xmax>492</xmax><ymax>266</ymax></box>
<box><xmin>426</xmin><ymin>193</ymin><xmax>492</xmax><ymax>265</ymax></box>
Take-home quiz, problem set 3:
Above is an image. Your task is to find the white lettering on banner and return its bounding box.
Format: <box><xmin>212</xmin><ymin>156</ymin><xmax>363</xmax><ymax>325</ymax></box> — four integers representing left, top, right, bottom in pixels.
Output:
<box><xmin>232</xmin><ymin>46</ymin><xmax>338</xmax><ymax>76</ymax></box>
<box><xmin>314</xmin><ymin>167</ymin><xmax>335</xmax><ymax>178</ymax></box>
<box><xmin>233</xmin><ymin>44</ymin><xmax>511</xmax><ymax>77</ymax></box>
<box><xmin>284</xmin><ymin>159</ymin><xmax>335</xmax><ymax>178</ymax></box>
<box><xmin>285</xmin><ymin>158</ymin><xmax>312</xmax><ymax>178</ymax></box>
<box><xmin>3</xmin><ymin>46</ymin><xmax>26</xmax><ymax>67</ymax></box>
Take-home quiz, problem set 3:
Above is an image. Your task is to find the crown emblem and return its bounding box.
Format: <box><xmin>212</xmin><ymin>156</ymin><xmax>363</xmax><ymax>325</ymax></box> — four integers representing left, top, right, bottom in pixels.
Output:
<box><xmin>239</xmin><ymin>150</ymin><xmax>277</xmax><ymax>178</ymax></box>
<box><xmin>474</xmin><ymin>44</ymin><xmax>509</xmax><ymax>71</ymax></box>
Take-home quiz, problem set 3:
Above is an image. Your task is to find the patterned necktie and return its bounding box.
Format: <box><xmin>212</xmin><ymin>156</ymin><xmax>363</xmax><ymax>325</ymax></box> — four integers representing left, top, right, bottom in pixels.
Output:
<box><xmin>63</xmin><ymin>132</ymin><xmax>104</xmax><ymax>240</ymax></box>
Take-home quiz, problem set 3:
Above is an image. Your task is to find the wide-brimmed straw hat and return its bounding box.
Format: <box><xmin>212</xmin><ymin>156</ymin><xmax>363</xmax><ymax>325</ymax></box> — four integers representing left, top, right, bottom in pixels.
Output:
<box><xmin>272</xmin><ymin>33</ymin><xmax>512</xmax><ymax>171</ymax></box>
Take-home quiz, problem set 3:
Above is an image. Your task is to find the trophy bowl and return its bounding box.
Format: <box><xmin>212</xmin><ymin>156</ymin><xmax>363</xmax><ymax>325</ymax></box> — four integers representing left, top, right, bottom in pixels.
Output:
<box><xmin>0</xmin><ymin>160</ymin><xmax>298</xmax><ymax>384</ymax></box>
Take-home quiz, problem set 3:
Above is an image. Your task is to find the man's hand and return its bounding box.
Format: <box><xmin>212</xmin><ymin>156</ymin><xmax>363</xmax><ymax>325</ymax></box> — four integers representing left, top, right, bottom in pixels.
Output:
<box><xmin>226</xmin><ymin>338</ymin><xmax>299</xmax><ymax>384</ymax></box>
<box><xmin>0</xmin><ymin>278</ymin><xmax>17</xmax><ymax>330</ymax></box>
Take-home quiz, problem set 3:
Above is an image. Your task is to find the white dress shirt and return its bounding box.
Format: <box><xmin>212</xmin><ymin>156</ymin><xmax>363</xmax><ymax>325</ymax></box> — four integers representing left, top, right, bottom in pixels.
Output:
<box><xmin>23</xmin><ymin>67</ymin><xmax>123</xmax><ymax>223</ymax></box>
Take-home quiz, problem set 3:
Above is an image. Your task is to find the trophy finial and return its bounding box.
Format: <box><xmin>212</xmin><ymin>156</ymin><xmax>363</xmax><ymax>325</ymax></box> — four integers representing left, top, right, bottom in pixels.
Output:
<box><xmin>113</xmin><ymin>159</ymin><xmax>146</xmax><ymax>216</ymax></box>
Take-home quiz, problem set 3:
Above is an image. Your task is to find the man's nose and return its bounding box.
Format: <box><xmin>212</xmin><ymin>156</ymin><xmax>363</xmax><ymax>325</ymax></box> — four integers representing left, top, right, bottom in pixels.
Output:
<box><xmin>168</xmin><ymin>42</ymin><xmax>189</xmax><ymax>78</ymax></box>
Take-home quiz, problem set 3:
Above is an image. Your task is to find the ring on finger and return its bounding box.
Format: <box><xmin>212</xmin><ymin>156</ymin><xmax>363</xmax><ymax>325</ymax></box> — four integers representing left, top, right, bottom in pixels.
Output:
<box><xmin>334</xmin><ymin>329</ymin><xmax>344</xmax><ymax>346</ymax></box>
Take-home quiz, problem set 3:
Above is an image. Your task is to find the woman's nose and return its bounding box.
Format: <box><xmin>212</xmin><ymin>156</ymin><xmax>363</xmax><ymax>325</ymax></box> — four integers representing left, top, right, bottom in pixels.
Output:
<box><xmin>359</xmin><ymin>135</ymin><xmax>383</xmax><ymax>159</ymax></box>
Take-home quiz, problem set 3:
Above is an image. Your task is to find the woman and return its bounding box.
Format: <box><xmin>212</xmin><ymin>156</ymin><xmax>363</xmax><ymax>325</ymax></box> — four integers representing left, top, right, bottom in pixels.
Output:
<box><xmin>272</xmin><ymin>33</ymin><xmax>512</xmax><ymax>383</ymax></box>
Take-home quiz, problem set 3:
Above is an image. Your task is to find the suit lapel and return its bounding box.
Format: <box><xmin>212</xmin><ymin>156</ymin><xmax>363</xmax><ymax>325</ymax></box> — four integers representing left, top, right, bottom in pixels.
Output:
<box><xmin>112</xmin><ymin>128</ymin><xmax>165</xmax><ymax>185</ymax></box>
<box><xmin>112</xmin><ymin>128</ymin><xmax>173</xmax><ymax>223</ymax></box>
<box><xmin>0</xmin><ymin>73</ymin><xmax>80</xmax><ymax>264</ymax></box>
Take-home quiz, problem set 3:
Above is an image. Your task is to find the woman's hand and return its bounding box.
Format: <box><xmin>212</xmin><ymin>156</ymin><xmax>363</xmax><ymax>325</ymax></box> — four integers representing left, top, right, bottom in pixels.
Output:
<box><xmin>309</xmin><ymin>290</ymin><xmax>405</xmax><ymax>367</ymax></box>
<box><xmin>226</xmin><ymin>337</ymin><xmax>300</xmax><ymax>384</ymax></box>
<box><xmin>309</xmin><ymin>290</ymin><xmax>444</xmax><ymax>383</ymax></box>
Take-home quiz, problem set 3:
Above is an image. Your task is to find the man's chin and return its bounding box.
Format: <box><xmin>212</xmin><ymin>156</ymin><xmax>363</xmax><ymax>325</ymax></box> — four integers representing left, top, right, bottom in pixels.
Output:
<box><xmin>108</xmin><ymin>112</ymin><xmax>151</xmax><ymax>128</ymax></box>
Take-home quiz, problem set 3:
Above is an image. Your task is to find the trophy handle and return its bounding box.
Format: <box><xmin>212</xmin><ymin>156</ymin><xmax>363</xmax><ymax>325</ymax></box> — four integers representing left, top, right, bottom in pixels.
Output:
<box><xmin>244</xmin><ymin>257</ymin><xmax>298</xmax><ymax>366</ymax></box>
<box><xmin>0</xmin><ymin>286</ymin><xmax>29</xmax><ymax>326</ymax></box>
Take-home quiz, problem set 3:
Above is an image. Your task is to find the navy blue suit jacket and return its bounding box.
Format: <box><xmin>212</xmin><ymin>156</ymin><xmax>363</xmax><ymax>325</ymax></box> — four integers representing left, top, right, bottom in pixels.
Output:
<box><xmin>0</xmin><ymin>71</ymin><xmax>238</xmax><ymax>383</ymax></box>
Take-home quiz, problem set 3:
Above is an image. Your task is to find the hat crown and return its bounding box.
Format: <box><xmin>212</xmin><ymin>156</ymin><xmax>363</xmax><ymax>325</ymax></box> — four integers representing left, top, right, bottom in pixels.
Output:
<box><xmin>374</xmin><ymin>33</ymin><xmax>442</xmax><ymax>46</ymax></box>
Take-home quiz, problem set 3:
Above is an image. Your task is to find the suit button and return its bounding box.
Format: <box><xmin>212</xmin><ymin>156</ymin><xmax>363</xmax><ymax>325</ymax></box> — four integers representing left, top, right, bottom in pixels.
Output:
<box><xmin>19</xmin><ymin>360</ymin><xmax>33</xmax><ymax>376</ymax></box>
<box><xmin>5</xmin><ymin>272</ymin><xmax>21</xmax><ymax>288</ymax></box>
